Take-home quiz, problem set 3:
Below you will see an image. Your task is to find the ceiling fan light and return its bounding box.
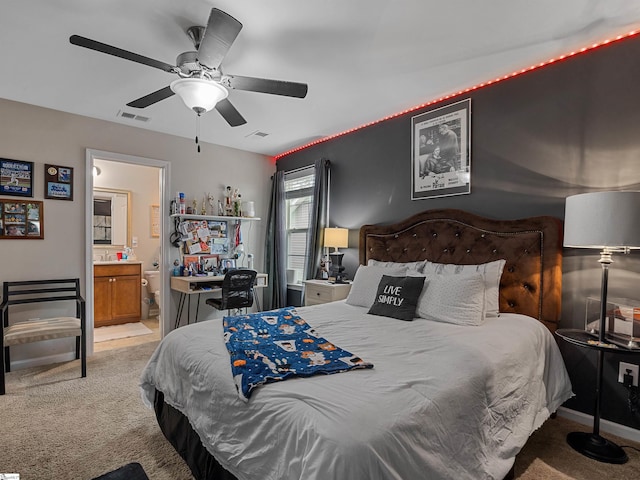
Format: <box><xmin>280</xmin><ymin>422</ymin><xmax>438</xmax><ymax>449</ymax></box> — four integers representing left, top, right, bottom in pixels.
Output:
<box><xmin>170</xmin><ymin>78</ymin><xmax>228</xmax><ymax>114</ymax></box>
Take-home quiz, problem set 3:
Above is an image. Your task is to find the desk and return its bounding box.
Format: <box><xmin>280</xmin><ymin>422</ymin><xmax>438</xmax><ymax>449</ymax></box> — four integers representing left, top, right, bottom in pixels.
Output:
<box><xmin>556</xmin><ymin>328</ymin><xmax>640</xmax><ymax>464</ymax></box>
<box><xmin>171</xmin><ymin>273</ymin><xmax>268</xmax><ymax>328</ymax></box>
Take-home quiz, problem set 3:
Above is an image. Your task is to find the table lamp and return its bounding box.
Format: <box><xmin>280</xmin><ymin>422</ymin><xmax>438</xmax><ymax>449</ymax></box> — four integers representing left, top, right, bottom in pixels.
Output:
<box><xmin>324</xmin><ymin>227</ymin><xmax>349</xmax><ymax>284</ymax></box>
<box><xmin>563</xmin><ymin>190</ymin><xmax>640</xmax><ymax>463</ymax></box>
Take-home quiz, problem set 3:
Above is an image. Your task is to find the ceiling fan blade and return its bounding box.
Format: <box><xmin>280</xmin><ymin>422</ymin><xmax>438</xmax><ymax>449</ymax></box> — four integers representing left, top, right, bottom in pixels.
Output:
<box><xmin>197</xmin><ymin>8</ymin><xmax>243</xmax><ymax>70</ymax></box>
<box><xmin>224</xmin><ymin>75</ymin><xmax>308</xmax><ymax>98</ymax></box>
<box><xmin>69</xmin><ymin>35</ymin><xmax>176</xmax><ymax>72</ymax></box>
<box><xmin>126</xmin><ymin>85</ymin><xmax>175</xmax><ymax>108</ymax></box>
<box><xmin>215</xmin><ymin>98</ymin><xmax>247</xmax><ymax>127</ymax></box>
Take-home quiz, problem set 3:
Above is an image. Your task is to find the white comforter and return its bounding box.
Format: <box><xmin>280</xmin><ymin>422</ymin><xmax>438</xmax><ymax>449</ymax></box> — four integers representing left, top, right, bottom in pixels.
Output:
<box><xmin>140</xmin><ymin>301</ymin><xmax>572</xmax><ymax>480</ymax></box>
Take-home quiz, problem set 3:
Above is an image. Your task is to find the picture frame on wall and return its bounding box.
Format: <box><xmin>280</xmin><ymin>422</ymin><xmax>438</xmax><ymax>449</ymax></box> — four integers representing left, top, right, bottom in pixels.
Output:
<box><xmin>411</xmin><ymin>98</ymin><xmax>471</xmax><ymax>200</ymax></box>
<box><xmin>44</xmin><ymin>164</ymin><xmax>74</xmax><ymax>200</ymax></box>
<box><xmin>0</xmin><ymin>200</ymin><xmax>44</xmax><ymax>239</ymax></box>
<box><xmin>150</xmin><ymin>204</ymin><xmax>160</xmax><ymax>237</ymax></box>
<box><xmin>0</xmin><ymin>158</ymin><xmax>34</xmax><ymax>197</ymax></box>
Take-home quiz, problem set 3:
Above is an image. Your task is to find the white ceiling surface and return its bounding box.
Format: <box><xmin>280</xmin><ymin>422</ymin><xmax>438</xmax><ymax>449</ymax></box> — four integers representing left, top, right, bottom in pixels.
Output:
<box><xmin>2</xmin><ymin>1</ymin><xmax>640</xmax><ymax>157</ymax></box>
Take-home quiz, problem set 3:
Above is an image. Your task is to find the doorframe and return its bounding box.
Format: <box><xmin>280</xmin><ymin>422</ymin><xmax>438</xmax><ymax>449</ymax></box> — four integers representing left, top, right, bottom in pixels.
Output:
<box><xmin>84</xmin><ymin>149</ymin><xmax>171</xmax><ymax>355</ymax></box>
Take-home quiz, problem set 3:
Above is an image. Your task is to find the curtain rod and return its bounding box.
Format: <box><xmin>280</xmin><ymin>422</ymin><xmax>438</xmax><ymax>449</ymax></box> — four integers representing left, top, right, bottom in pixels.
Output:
<box><xmin>276</xmin><ymin>158</ymin><xmax>331</xmax><ymax>176</ymax></box>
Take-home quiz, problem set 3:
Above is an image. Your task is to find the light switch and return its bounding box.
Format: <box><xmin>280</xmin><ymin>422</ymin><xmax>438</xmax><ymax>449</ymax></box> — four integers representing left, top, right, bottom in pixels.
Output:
<box><xmin>132</xmin><ymin>236</ymin><xmax>138</xmax><ymax>247</ymax></box>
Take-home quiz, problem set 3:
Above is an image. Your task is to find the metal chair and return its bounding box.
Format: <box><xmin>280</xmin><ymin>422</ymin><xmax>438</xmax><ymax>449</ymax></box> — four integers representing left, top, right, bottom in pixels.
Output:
<box><xmin>1</xmin><ymin>278</ymin><xmax>86</xmax><ymax>395</ymax></box>
<box><xmin>206</xmin><ymin>269</ymin><xmax>257</xmax><ymax>316</ymax></box>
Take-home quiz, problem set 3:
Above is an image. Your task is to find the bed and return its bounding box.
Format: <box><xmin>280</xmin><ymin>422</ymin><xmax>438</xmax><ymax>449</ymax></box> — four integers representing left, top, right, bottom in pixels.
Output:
<box><xmin>140</xmin><ymin>208</ymin><xmax>573</xmax><ymax>480</ymax></box>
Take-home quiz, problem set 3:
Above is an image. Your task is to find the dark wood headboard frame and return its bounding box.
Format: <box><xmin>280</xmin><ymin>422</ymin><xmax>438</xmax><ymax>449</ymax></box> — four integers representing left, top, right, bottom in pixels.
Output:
<box><xmin>359</xmin><ymin>209</ymin><xmax>563</xmax><ymax>332</ymax></box>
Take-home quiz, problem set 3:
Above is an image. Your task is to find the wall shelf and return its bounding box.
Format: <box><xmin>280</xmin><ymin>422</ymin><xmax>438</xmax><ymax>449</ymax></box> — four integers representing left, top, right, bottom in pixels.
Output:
<box><xmin>170</xmin><ymin>214</ymin><xmax>261</xmax><ymax>222</ymax></box>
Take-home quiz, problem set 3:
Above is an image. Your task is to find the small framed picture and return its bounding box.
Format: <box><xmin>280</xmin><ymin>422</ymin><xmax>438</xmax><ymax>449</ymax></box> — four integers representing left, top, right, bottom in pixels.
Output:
<box><xmin>0</xmin><ymin>200</ymin><xmax>44</xmax><ymax>239</ymax></box>
<box><xmin>183</xmin><ymin>255</ymin><xmax>201</xmax><ymax>274</ymax></box>
<box><xmin>200</xmin><ymin>254</ymin><xmax>220</xmax><ymax>274</ymax></box>
<box><xmin>221</xmin><ymin>258</ymin><xmax>236</xmax><ymax>272</ymax></box>
<box><xmin>150</xmin><ymin>204</ymin><xmax>160</xmax><ymax>237</ymax></box>
<box><xmin>44</xmin><ymin>164</ymin><xmax>74</xmax><ymax>200</ymax></box>
<box><xmin>1</xmin><ymin>158</ymin><xmax>34</xmax><ymax>197</ymax></box>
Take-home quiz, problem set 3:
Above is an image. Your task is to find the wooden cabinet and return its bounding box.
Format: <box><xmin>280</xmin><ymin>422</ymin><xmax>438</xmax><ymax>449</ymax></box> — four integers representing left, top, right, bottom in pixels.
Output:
<box><xmin>304</xmin><ymin>280</ymin><xmax>352</xmax><ymax>306</ymax></box>
<box><xmin>94</xmin><ymin>263</ymin><xmax>141</xmax><ymax>327</ymax></box>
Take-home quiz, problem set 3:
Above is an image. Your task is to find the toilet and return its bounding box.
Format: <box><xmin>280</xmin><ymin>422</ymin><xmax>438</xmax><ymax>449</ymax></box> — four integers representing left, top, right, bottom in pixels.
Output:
<box><xmin>144</xmin><ymin>270</ymin><xmax>161</xmax><ymax>317</ymax></box>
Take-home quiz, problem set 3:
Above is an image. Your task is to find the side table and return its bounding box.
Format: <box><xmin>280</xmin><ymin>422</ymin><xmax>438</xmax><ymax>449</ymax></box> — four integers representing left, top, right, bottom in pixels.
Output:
<box><xmin>303</xmin><ymin>279</ymin><xmax>351</xmax><ymax>306</ymax></box>
<box><xmin>556</xmin><ymin>328</ymin><xmax>640</xmax><ymax>464</ymax></box>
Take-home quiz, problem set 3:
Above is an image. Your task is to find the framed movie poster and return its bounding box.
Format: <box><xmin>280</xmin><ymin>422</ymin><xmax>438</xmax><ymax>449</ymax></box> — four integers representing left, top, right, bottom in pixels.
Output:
<box><xmin>411</xmin><ymin>99</ymin><xmax>471</xmax><ymax>200</ymax></box>
<box><xmin>44</xmin><ymin>164</ymin><xmax>74</xmax><ymax>200</ymax></box>
<box><xmin>0</xmin><ymin>200</ymin><xmax>44</xmax><ymax>239</ymax></box>
<box><xmin>0</xmin><ymin>158</ymin><xmax>33</xmax><ymax>197</ymax></box>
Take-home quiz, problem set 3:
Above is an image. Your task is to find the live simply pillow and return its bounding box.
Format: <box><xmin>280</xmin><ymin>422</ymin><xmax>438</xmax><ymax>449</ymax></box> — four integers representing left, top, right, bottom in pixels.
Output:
<box><xmin>368</xmin><ymin>275</ymin><xmax>425</xmax><ymax>321</ymax></box>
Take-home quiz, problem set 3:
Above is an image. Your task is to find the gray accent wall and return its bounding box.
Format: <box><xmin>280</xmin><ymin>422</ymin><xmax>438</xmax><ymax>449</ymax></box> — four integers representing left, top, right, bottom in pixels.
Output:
<box><xmin>277</xmin><ymin>36</ymin><xmax>640</xmax><ymax>429</ymax></box>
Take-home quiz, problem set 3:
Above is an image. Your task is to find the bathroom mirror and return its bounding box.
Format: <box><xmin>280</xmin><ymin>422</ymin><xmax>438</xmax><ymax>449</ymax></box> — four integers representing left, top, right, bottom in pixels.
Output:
<box><xmin>93</xmin><ymin>187</ymin><xmax>131</xmax><ymax>247</ymax></box>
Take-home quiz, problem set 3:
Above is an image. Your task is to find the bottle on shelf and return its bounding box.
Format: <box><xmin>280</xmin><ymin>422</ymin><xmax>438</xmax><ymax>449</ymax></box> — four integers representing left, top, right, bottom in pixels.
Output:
<box><xmin>179</xmin><ymin>192</ymin><xmax>186</xmax><ymax>214</ymax></box>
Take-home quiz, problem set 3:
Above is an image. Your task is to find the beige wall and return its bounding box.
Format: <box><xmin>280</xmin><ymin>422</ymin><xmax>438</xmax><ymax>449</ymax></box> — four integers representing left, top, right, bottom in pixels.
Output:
<box><xmin>0</xmin><ymin>98</ymin><xmax>274</xmax><ymax>368</ymax></box>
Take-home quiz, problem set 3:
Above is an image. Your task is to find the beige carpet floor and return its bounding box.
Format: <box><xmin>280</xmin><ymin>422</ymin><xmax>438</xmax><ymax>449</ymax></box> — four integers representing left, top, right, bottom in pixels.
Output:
<box><xmin>1</xmin><ymin>328</ymin><xmax>193</xmax><ymax>480</ymax></box>
<box><xmin>1</xmin><ymin>325</ymin><xmax>639</xmax><ymax>480</ymax></box>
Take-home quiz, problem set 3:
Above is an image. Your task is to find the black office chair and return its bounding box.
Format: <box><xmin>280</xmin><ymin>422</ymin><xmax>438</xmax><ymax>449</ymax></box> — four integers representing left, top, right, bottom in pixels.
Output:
<box><xmin>206</xmin><ymin>269</ymin><xmax>257</xmax><ymax>316</ymax></box>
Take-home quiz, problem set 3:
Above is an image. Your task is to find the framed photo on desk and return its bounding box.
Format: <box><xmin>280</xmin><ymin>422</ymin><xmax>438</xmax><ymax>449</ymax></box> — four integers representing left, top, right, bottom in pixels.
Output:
<box><xmin>200</xmin><ymin>254</ymin><xmax>219</xmax><ymax>273</ymax></box>
<box><xmin>221</xmin><ymin>258</ymin><xmax>236</xmax><ymax>272</ymax></box>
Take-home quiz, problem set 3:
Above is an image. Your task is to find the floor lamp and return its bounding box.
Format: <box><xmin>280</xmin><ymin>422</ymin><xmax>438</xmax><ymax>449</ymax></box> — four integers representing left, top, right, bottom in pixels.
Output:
<box><xmin>324</xmin><ymin>227</ymin><xmax>349</xmax><ymax>284</ymax></box>
<box><xmin>563</xmin><ymin>191</ymin><xmax>640</xmax><ymax>463</ymax></box>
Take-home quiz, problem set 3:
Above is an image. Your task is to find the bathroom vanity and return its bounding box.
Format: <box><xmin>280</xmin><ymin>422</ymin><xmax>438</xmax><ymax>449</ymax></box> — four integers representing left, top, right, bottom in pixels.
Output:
<box><xmin>94</xmin><ymin>262</ymin><xmax>142</xmax><ymax>327</ymax></box>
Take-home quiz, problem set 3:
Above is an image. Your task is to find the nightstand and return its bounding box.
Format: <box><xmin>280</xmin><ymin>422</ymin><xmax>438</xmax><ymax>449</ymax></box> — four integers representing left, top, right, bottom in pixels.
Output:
<box><xmin>303</xmin><ymin>279</ymin><xmax>351</xmax><ymax>306</ymax></box>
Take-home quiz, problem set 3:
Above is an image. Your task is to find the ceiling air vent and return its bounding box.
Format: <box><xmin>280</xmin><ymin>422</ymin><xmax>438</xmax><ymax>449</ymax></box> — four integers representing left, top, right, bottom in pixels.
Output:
<box><xmin>117</xmin><ymin>110</ymin><xmax>151</xmax><ymax>123</ymax></box>
<box><xmin>245</xmin><ymin>130</ymin><xmax>269</xmax><ymax>138</ymax></box>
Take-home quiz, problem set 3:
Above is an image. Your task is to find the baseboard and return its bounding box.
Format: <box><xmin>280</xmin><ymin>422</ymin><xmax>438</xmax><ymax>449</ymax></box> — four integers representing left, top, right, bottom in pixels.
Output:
<box><xmin>9</xmin><ymin>352</ymin><xmax>78</xmax><ymax>371</ymax></box>
<box><xmin>557</xmin><ymin>407</ymin><xmax>640</xmax><ymax>443</ymax></box>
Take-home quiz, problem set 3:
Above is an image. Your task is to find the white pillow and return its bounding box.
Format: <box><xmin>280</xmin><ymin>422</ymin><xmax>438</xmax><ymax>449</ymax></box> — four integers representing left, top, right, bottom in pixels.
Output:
<box><xmin>421</xmin><ymin>259</ymin><xmax>506</xmax><ymax>317</ymax></box>
<box><xmin>346</xmin><ymin>265</ymin><xmax>408</xmax><ymax>308</ymax></box>
<box><xmin>367</xmin><ymin>259</ymin><xmax>426</xmax><ymax>273</ymax></box>
<box><xmin>416</xmin><ymin>273</ymin><xmax>486</xmax><ymax>326</ymax></box>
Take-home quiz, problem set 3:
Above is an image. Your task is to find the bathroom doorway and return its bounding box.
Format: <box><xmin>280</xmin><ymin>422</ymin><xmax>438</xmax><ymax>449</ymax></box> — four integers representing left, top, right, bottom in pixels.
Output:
<box><xmin>84</xmin><ymin>149</ymin><xmax>170</xmax><ymax>356</ymax></box>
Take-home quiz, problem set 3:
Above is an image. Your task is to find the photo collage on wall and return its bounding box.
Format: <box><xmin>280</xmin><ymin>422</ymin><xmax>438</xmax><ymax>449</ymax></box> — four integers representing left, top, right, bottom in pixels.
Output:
<box><xmin>1</xmin><ymin>158</ymin><xmax>75</xmax><ymax>240</ymax></box>
<box><xmin>0</xmin><ymin>200</ymin><xmax>43</xmax><ymax>239</ymax></box>
<box><xmin>178</xmin><ymin>219</ymin><xmax>230</xmax><ymax>275</ymax></box>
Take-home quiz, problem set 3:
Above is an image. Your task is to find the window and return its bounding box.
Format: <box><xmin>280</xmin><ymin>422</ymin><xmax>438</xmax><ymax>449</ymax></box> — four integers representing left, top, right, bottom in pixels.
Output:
<box><xmin>285</xmin><ymin>168</ymin><xmax>315</xmax><ymax>285</ymax></box>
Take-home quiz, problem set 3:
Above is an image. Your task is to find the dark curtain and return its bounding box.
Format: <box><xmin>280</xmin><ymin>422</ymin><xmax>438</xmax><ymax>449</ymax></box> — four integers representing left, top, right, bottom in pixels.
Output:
<box><xmin>264</xmin><ymin>171</ymin><xmax>286</xmax><ymax>310</ymax></box>
<box><xmin>304</xmin><ymin>158</ymin><xmax>331</xmax><ymax>282</ymax></box>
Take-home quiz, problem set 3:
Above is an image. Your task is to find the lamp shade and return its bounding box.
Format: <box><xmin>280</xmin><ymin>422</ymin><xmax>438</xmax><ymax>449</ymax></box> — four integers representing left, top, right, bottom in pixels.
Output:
<box><xmin>170</xmin><ymin>78</ymin><xmax>228</xmax><ymax>113</ymax></box>
<box><xmin>564</xmin><ymin>191</ymin><xmax>640</xmax><ymax>249</ymax></box>
<box><xmin>324</xmin><ymin>227</ymin><xmax>348</xmax><ymax>249</ymax></box>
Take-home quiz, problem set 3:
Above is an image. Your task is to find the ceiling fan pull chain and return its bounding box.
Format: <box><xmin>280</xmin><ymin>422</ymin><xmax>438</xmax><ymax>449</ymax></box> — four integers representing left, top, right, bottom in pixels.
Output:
<box><xmin>195</xmin><ymin>113</ymin><xmax>201</xmax><ymax>153</ymax></box>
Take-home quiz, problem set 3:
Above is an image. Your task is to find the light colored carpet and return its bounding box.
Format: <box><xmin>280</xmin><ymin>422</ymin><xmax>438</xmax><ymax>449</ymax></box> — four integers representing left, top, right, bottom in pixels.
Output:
<box><xmin>1</xmin><ymin>333</ymin><xmax>639</xmax><ymax>480</ymax></box>
<box><xmin>514</xmin><ymin>416</ymin><xmax>640</xmax><ymax>479</ymax></box>
<box><xmin>1</xmin><ymin>340</ymin><xmax>193</xmax><ymax>480</ymax></box>
<box><xmin>93</xmin><ymin>322</ymin><xmax>154</xmax><ymax>343</ymax></box>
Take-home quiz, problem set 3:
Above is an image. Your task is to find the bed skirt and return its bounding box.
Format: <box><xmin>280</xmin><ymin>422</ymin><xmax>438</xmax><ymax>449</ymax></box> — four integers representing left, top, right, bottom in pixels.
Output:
<box><xmin>153</xmin><ymin>388</ymin><xmax>516</xmax><ymax>480</ymax></box>
<box><xmin>153</xmin><ymin>389</ymin><xmax>238</xmax><ymax>480</ymax></box>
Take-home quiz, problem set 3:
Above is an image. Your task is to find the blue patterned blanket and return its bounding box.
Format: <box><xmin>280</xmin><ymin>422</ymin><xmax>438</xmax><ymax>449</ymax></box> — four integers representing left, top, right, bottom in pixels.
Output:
<box><xmin>223</xmin><ymin>308</ymin><xmax>373</xmax><ymax>400</ymax></box>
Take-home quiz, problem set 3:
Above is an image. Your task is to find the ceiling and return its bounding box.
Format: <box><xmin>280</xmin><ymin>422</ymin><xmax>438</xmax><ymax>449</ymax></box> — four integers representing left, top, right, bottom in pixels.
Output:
<box><xmin>2</xmin><ymin>1</ymin><xmax>640</xmax><ymax>157</ymax></box>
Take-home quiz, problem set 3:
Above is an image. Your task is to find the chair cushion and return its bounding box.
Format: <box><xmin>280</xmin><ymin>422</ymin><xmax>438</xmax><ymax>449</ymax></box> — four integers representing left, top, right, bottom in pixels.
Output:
<box><xmin>4</xmin><ymin>317</ymin><xmax>82</xmax><ymax>346</ymax></box>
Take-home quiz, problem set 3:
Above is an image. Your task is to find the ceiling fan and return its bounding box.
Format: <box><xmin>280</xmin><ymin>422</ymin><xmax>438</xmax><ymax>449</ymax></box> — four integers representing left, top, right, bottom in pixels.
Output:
<box><xmin>69</xmin><ymin>8</ymin><xmax>308</xmax><ymax>128</ymax></box>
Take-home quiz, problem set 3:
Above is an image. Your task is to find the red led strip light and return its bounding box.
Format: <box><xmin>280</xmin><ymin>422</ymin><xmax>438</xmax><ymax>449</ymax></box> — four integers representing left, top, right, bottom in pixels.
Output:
<box><xmin>273</xmin><ymin>29</ymin><xmax>639</xmax><ymax>161</ymax></box>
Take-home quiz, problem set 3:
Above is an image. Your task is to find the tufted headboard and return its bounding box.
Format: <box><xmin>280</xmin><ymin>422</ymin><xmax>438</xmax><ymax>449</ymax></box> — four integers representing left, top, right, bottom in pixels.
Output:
<box><xmin>359</xmin><ymin>209</ymin><xmax>563</xmax><ymax>332</ymax></box>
